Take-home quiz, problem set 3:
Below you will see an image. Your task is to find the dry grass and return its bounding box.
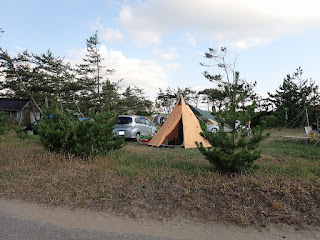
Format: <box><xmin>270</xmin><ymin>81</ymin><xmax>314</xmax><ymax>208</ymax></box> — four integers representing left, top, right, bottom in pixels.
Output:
<box><xmin>0</xmin><ymin>130</ymin><xmax>319</xmax><ymax>228</ymax></box>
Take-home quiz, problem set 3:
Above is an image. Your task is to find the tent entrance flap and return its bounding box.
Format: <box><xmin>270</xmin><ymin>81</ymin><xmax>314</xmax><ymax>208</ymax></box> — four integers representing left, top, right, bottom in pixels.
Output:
<box><xmin>164</xmin><ymin>118</ymin><xmax>184</xmax><ymax>145</ymax></box>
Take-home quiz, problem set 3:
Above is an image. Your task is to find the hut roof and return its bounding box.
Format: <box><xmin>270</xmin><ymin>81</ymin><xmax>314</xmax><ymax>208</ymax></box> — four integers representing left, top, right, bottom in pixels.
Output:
<box><xmin>0</xmin><ymin>98</ymin><xmax>30</xmax><ymax>112</ymax></box>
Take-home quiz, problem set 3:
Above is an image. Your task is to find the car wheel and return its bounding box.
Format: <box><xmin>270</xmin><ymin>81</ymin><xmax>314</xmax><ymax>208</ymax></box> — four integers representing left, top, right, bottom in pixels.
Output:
<box><xmin>211</xmin><ymin>128</ymin><xmax>218</xmax><ymax>133</ymax></box>
<box><xmin>136</xmin><ymin>133</ymin><xmax>140</xmax><ymax>141</ymax></box>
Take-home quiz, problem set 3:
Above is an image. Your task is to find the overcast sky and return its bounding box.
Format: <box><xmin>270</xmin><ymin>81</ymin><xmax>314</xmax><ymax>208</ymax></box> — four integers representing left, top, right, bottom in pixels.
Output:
<box><xmin>1</xmin><ymin>0</ymin><xmax>320</xmax><ymax>100</ymax></box>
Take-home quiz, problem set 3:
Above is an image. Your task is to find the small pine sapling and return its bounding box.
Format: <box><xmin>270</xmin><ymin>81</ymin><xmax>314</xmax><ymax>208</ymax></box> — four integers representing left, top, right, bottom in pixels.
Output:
<box><xmin>198</xmin><ymin>47</ymin><xmax>269</xmax><ymax>173</ymax></box>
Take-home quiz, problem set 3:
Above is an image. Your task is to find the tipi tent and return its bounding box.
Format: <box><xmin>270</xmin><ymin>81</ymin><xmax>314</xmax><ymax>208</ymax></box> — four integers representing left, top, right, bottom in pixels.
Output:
<box><xmin>148</xmin><ymin>96</ymin><xmax>211</xmax><ymax>149</ymax></box>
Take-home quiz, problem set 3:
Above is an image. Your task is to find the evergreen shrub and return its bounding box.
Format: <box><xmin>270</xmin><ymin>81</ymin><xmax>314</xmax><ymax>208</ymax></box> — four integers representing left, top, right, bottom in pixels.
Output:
<box><xmin>198</xmin><ymin>122</ymin><xmax>267</xmax><ymax>173</ymax></box>
<box><xmin>36</xmin><ymin>109</ymin><xmax>125</xmax><ymax>157</ymax></box>
<box><xmin>261</xmin><ymin>114</ymin><xmax>282</xmax><ymax>128</ymax></box>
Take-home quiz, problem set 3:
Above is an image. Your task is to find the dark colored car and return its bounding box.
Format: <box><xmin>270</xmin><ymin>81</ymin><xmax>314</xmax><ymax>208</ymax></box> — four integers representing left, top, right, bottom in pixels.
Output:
<box><xmin>24</xmin><ymin>120</ymin><xmax>39</xmax><ymax>135</ymax></box>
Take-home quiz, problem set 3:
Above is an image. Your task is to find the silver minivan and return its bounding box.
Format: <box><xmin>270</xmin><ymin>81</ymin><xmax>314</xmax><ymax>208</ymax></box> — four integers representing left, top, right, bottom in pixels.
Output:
<box><xmin>114</xmin><ymin>115</ymin><xmax>157</xmax><ymax>140</ymax></box>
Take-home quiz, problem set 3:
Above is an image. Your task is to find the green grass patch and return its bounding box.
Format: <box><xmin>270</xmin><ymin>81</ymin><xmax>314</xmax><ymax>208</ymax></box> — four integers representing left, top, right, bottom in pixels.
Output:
<box><xmin>259</xmin><ymin>140</ymin><xmax>320</xmax><ymax>161</ymax></box>
<box><xmin>0</xmin><ymin>130</ymin><xmax>41</xmax><ymax>147</ymax></box>
<box><xmin>107</xmin><ymin>144</ymin><xmax>211</xmax><ymax>176</ymax></box>
<box><xmin>256</xmin><ymin>156</ymin><xmax>320</xmax><ymax>177</ymax></box>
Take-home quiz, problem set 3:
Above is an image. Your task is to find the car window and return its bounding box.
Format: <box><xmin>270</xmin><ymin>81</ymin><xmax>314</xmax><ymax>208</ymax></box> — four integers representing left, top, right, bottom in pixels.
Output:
<box><xmin>140</xmin><ymin>118</ymin><xmax>146</xmax><ymax>124</ymax></box>
<box><xmin>134</xmin><ymin>117</ymin><xmax>150</xmax><ymax>124</ymax></box>
<box><xmin>135</xmin><ymin>117</ymin><xmax>144</xmax><ymax>124</ymax></box>
<box><xmin>118</xmin><ymin>117</ymin><xmax>132</xmax><ymax>124</ymax></box>
<box><xmin>134</xmin><ymin>118</ymin><xmax>142</xmax><ymax>124</ymax></box>
<box><xmin>135</xmin><ymin>118</ymin><xmax>142</xmax><ymax>124</ymax></box>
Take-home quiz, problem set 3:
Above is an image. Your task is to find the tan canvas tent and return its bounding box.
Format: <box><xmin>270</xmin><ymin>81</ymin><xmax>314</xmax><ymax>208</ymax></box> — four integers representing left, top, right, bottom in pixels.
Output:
<box><xmin>148</xmin><ymin>96</ymin><xmax>211</xmax><ymax>149</ymax></box>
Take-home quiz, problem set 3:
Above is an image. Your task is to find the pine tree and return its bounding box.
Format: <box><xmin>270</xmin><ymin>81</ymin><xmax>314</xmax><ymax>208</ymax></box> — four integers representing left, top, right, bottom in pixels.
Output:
<box><xmin>100</xmin><ymin>80</ymin><xmax>124</xmax><ymax>113</ymax></box>
<box><xmin>0</xmin><ymin>50</ymin><xmax>33</xmax><ymax>98</ymax></box>
<box><xmin>198</xmin><ymin>88</ymin><xmax>226</xmax><ymax>112</ymax></box>
<box><xmin>36</xmin><ymin>108</ymin><xmax>125</xmax><ymax>157</ymax></box>
<box><xmin>76</xmin><ymin>31</ymin><xmax>114</xmax><ymax>114</ymax></box>
<box><xmin>0</xmin><ymin>49</ymin><xmax>43</xmax><ymax>115</ymax></box>
<box><xmin>268</xmin><ymin>67</ymin><xmax>319</xmax><ymax>127</ymax></box>
<box><xmin>122</xmin><ymin>86</ymin><xmax>153</xmax><ymax>115</ymax></box>
<box><xmin>198</xmin><ymin>47</ymin><xmax>268</xmax><ymax>173</ymax></box>
<box><xmin>0</xmin><ymin>49</ymin><xmax>77</xmax><ymax>111</ymax></box>
<box><xmin>156</xmin><ymin>87</ymin><xmax>197</xmax><ymax>114</ymax></box>
<box><xmin>33</xmin><ymin>50</ymin><xmax>78</xmax><ymax>110</ymax></box>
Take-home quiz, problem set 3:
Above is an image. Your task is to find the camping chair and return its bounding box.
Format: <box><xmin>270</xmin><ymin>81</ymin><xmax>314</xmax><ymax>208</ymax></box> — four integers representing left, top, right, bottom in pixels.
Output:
<box><xmin>304</xmin><ymin>126</ymin><xmax>312</xmax><ymax>136</ymax></box>
<box><xmin>305</xmin><ymin>126</ymin><xmax>316</xmax><ymax>140</ymax></box>
<box><xmin>304</xmin><ymin>126</ymin><xmax>320</xmax><ymax>145</ymax></box>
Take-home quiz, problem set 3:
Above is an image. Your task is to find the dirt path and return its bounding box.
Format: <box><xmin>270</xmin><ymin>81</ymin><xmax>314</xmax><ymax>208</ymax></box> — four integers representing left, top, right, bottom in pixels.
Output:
<box><xmin>0</xmin><ymin>198</ymin><xmax>319</xmax><ymax>240</ymax></box>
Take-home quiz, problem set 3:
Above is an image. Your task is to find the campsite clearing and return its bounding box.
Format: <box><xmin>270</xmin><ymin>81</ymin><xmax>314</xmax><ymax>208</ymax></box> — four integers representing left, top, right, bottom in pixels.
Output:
<box><xmin>0</xmin><ymin>129</ymin><xmax>319</xmax><ymax>229</ymax></box>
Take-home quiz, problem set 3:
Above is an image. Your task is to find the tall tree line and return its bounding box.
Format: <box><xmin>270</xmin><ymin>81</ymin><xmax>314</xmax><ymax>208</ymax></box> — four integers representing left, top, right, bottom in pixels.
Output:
<box><xmin>0</xmin><ymin>31</ymin><xmax>153</xmax><ymax>116</ymax></box>
<box><xmin>1</xmin><ymin>27</ymin><xmax>319</xmax><ymax>126</ymax></box>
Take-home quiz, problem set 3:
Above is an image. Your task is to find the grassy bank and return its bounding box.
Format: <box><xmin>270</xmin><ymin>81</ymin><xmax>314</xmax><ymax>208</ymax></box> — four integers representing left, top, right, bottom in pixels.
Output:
<box><xmin>0</xmin><ymin>129</ymin><xmax>319</xmax><ymax>228</ymax></box>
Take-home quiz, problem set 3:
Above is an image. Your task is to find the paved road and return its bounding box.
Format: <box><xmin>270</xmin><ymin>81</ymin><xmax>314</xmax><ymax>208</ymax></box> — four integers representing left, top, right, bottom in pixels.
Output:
<box><xmin>0</xmin><ymin>209</ymin><xmax>173</xmax><ymax>240</ymax></box>
<box><xmin>0</xmin><ymin>199</ymin><xmax>319</xmax><ymax>240</ymax></box>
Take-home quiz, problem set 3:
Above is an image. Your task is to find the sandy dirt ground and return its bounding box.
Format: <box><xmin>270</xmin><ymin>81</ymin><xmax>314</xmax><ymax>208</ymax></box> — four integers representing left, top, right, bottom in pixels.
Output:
<box><xmin>0</xmin><ymin>198</ymin><xmax>319</xmax><ymax>240</ymax></box>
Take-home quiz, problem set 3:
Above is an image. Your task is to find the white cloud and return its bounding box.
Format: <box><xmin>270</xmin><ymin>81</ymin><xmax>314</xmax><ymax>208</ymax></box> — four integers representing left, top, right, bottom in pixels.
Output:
<box><xmin>165</xmin><ymin>63</ymin><xmax>182</xmax><ymax>71</ymax></box>
<box><xmin>118</xmin><ymin>0</ymin><xmax>320</xmax><ymax>48</ymax></box>
<box><xmin>153</xmin><ymin>48</ymin><xmax>179</xmax><ymax>60</ymax></box>
<box><xmin>102</xmin><ymin>28</ymin><xmax>123</xmax><ymax>42</ymax></box>
<box><xmin>118</xmin><ymin>4</ymin><xmax>162</xmax><ymax>46</ymax></box>
<box><xmin>185</xmin><ymin>33</ymin><xmax>197</xmax><ymax>47</ymax></box>
<box><xmin>66</xmin><ymin>45</ymin><xmax>168</xmax><ymax>99</ymax></box>
<box><xmin>89</xmin><ymin>18</ymin><xmax>104</xmax><ymax>32</ymax></box>
<box><xmin>90</xmin><ymin>18</ymin><xmax>124</xmax><ymax>43</ymax></box>
<box><xmin>133</xmin><ymin>31</ymin><xmax>161</xmax><ymax>46</ymax></box>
